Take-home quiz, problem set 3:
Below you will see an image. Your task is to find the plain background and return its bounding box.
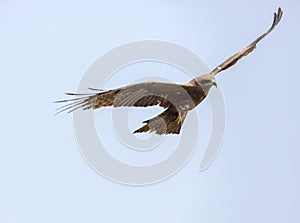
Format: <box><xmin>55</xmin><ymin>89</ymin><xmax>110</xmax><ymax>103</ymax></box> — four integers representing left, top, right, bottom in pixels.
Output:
<box><xmin>0</xmin><ymin>0</ymin><xmax>299</xmax><ymax>222</ymax></box>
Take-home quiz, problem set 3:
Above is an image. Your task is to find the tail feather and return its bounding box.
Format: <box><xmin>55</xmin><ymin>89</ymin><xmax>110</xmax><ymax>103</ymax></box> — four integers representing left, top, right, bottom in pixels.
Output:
<box><xmin>134</xmin><ymin>106</ymin><xmax>187</xmax><ymax>135</ymax></box>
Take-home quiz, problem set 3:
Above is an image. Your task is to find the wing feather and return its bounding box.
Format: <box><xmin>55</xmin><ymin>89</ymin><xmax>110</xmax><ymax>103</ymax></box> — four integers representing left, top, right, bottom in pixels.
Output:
<box><xmin>209</xmin><ymin>7</ymin><xmax>283</xmax><ymax>77</ymax></box>
<box><xmin>55</xmin><ymin>82</ymin><xmax>195</xmax><ymax>114</ymax></box>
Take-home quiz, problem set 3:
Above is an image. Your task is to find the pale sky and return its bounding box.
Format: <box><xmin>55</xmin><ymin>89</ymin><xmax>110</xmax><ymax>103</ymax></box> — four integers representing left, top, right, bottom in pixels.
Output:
<box><xmin>0</xmin><ymin>0</ymin><xmax>299</xmax><ymax>223</ymax></box>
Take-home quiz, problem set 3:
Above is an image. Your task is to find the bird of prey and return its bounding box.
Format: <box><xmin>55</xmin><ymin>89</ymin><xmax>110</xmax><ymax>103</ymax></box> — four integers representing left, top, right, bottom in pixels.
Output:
<box><xmin>56</xmin><ymin>8</ymin><xmax>283</xmax><ymax>135</ymax></box>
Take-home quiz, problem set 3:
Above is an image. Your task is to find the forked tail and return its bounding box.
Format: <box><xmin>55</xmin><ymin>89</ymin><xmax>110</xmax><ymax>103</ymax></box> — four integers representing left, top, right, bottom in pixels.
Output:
<box><xmin>134</xmin><ymin>105</ymin><xmax>187</xmax><ymax>135</ymax></box>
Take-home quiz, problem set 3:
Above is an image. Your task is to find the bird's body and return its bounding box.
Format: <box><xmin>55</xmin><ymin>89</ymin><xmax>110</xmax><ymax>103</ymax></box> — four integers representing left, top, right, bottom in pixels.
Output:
<box><xmin>56</xmin><ymin>8</ymin><xmax>283</xmax><ymax>135</ymax></box>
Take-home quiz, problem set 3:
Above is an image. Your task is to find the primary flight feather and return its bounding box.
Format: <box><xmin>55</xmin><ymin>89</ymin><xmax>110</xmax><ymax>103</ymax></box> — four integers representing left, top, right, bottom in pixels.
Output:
<box><xmin>55</xmin><ymin>7</ymin><xmax>283</xmax><ymax>135</ymax></box>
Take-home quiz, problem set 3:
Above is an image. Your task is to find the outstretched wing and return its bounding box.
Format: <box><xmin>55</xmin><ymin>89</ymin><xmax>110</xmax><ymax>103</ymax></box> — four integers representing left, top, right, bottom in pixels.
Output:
<box><xmin>55</xmin><ymin>82</ymin><xmax>195</xmax><ymax>115</ymax></box>
<box><xmin>209</xmin><ymin>7</ymin><xmax>283</xmax><ymax>77</ymax></box>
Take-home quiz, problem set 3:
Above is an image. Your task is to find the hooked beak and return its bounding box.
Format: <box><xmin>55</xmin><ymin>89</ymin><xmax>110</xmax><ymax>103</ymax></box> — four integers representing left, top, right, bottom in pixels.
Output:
<box><xmin>211</xmin><ymin>79</ymin><xmax>217</xmax><ymax>88</ymax></box>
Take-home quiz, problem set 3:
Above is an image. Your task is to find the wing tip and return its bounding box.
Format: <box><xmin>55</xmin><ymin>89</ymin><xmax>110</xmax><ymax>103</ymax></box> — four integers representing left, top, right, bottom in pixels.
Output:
<box><xmin>272</xmin><ymin>7</ymin><xmax>283</xmax><ymax>29</ymax></box>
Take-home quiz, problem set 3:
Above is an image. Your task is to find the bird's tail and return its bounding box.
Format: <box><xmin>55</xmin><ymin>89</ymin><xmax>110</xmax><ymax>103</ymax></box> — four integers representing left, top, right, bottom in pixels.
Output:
<box><xmin>54</xmin><ymin>89</ymin><xmax>117</xmax><ymax>115</ymax></box>
<box><xmin>134</xmin><ymin>105</ymin><xmax>187</xmax><ymax>135</ymax></box>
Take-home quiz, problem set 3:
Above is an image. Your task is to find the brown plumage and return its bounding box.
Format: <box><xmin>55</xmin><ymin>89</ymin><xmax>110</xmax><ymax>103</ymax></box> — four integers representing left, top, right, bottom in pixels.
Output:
<box><xmin>55</xmin><ymin>8</ymin><xmax>283</xmax><ymax>135</ymax></box>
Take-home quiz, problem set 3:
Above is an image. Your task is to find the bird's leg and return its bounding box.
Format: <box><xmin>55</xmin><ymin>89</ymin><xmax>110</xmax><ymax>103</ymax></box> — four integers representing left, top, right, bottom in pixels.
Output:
<box><xmin>176</xmin><ymin>111</ymin><xmax>187</xmax><ymax>124</ymax></box>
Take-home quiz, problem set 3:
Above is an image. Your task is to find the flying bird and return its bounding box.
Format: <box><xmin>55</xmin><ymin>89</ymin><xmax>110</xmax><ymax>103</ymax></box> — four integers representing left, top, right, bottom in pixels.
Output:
<box><xmin>56</xmin><ymin>7</ymin><xmax>283</xmax><ymax>135</ymax></box>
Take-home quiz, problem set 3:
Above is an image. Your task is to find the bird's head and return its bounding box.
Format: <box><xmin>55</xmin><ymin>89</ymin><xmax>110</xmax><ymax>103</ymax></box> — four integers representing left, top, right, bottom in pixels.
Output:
<box><xmin>199</xmin><ymin>77</ymin><xmax>217</xmax><ymax>88</ymax></box>
<box><xmin>193</xmin><ymin>74</ymin><xmax>217</xmax><ymax>89</ymax></box>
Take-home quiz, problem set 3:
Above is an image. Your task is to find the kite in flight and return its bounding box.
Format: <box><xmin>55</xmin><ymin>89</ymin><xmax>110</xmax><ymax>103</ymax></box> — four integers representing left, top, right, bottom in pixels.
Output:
<box><xmin>56</xmin><ymin>7</ymin><xmax>283</xmax><ymax>135</ymax></box>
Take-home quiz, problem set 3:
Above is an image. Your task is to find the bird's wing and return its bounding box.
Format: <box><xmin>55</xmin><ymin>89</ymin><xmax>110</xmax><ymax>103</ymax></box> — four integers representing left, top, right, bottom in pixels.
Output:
<box><xmin>112</xmin><ymin>82</ymin><xmax>174</xmax><ymax>108</ymax></box>
<box><xmin>54</xmin><ymin>82</ymin><xmax>195</xmax><ymax>114</ymax></box>
<box><xmin>209</xmin><ymin>7</ymin><xmax>283</xmax><ymax>77</ymax></box>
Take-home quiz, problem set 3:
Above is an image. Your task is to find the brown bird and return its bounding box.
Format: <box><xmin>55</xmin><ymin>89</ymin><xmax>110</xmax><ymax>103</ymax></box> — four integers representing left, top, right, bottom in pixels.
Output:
<box><xmin>56</xmin><ymin>7</ymin><xmax>283</xmax><ymax>135</ymax></box>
